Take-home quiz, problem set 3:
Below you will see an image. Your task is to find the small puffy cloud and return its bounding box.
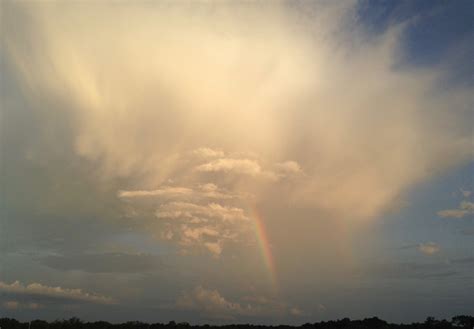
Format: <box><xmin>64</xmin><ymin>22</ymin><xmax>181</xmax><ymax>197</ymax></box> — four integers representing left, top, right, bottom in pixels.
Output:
<box><xmin>438</xmin><ymin>201</ymin><xmax>474</xmax><ymax>218</ymax></box>
<box><xmin>204</xmin><ymin>242</ymin><xmax>223</xmax><ymax>256</ymax></box>
<box><xmin>120</xmin><ymin>181</ymin><xmax>254</xmax><ymax>257</ymax></box>
<box><xmin>195</xmin><ymin>158</ymin><xmax>264</xmax><ymax>176</ymax></box>
<box><xmin>289</xmin><ymin>307</ymin><xmax>303</xmax><ymax>316</ymax></box>
<box><xmin>275</xmin><ymin>161</ymin><xmax>302</xmax><ymax>176</ymax></box>
<box><xmin>193</xmin><ymin>148</ymin><xmax>225</xmax><ymax>158</ymax></box>
<box><xmin>418</xmin><ymin>242</ymin><xmax>440</xmax><ymax>255</ymax></box>
<box><xmin>195</xmin><ymin>158</ymin><xmax>287</xmax><ymax>181</ymax></box>
<box><xmin>177</xmin><ymin>286</ymin><xmax>302</xmax><ymax>319</ymax></box>
<box><xmin>177</xmin><ymin>286</ymin><xmax>247</xmax><ymax>319</ymax></box>
<box><xmin>0</xmin><ymin>281</ymin><xmax>115</xmax><ymax>305</ymax></box>
<box><xmin>156</xmin><ymin>202</ymin><xmax>251</xmax><ymax>256</ymax></box>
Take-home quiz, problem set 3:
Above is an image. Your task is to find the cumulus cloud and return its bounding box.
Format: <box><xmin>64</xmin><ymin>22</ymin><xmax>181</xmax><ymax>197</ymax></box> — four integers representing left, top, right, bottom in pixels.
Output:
<box><xmin>196</xmin><ymin>158</ymin><xmax>268</xmax><ymax>177</ymax></box>
<box><xmin>418</xmin><ymin>242</ymin><xmax>440</xmax><ymax>255</ymax></box>
<box><xmin>157</xmin><ymin>202</ymin><xmax>250</xmax><ymax>223</ymax></box>
<box><xmin>176</xmin><ymin>286</ymin><xmax>302</xmax><ymax>319</ymax></box>
<box><xmin>3</xmin><ymin>0</ymin><xmax>473</xmax><ymax>215</ymax></box>
<box><xmin>3</xmin><ymin>0</ymin><xmax>472</xmax><ymax>228</ymax></box>
<box><xmin>274</xmin><ymin>161</ymin><xmax>302</xmax><ymax>176</ymax></box>
<box><xmin>0</xmin><ymin>281</ymin><xmax>115</xmax><ymax>305</ymax></box>
<box><xmin>157</xmin><ymin>202</ymin><xmax>251</xmax><ymax>256</ymax></box>
<box><xmin>119</xmin><ymin>184</ymin><xmax>243</xmax><ymax>201</ymax></box>
<box><xmin>193</xmin><ymin>148</ymin><xmax>225</xmax><ymax>159</ymax></box>
<box><xmin>177</xmin><ymin>286</ymin><xmax>247</xmax><ymax>319</ymax></box>
<box><xmin>118</xmin><ymin>187</ymin><xmax>193</xmax><ymax>199</ymax></box>
<box><xmin>438</xmin><ymin>201</ymin><xmax>474</xmax><ymax>218</ymax></box>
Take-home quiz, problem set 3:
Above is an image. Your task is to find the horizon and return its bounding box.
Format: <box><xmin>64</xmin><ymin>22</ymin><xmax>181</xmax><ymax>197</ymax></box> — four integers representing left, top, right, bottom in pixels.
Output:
<box><xmin>1</xmin><ymin>0</ymin><xmax>473</xmax><ymax>325</ymax></box>
<box><xmin>2</xmin><ymin>315</ymin><xmax>474</xmax><ymax>327</ymax></box>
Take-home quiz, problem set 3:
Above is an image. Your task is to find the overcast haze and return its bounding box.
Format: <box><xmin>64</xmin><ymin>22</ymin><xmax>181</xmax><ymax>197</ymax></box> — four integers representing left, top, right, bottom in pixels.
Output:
<box><xmin>0</xmin><ymin>0</ymin><xmax>473</xmax><ymax>324</ymax></box>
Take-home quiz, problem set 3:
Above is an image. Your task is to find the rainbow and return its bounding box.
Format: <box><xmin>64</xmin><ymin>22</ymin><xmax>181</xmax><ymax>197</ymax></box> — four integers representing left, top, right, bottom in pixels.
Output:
<box><xmin>251</xmin><ymin>206</ymin><xmax>278</xmax><ymax>291</ymax></box>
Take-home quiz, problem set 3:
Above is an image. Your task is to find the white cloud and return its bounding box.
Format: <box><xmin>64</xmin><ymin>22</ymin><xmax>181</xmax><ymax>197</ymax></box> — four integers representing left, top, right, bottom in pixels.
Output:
<box><xmin>275</xmin><ymin>161</ymin><xmax>302</xmax><ymax>176</ymax></box>
<box><xmin>0</xmin><ymin>281</ymin><xmax>115</xmax><ymax>304</ymax></box>
<box><xmin>156</xmin><ymin>202</ymin><xmax>249</xmax><ymax>223</ymax></box>
<box><xmin>195</xmin><ymin>158</ymin><xmax>264</xmax><ymax>176</ymax></box>
<box><xmin>119</xmin><ymin>184</ymin><xmax>243</xmax><ymax>201</ymax></box>
<box><xmin>289</xmin><ymin>307</ymin><xmax>303</xmax><ymax>316</ymax></box>
<box><xmin>438</xmin><ymin>201</ymin><xmax>474</xmax><ymax>218</ymax></box>
<box><xmin>194</xmin><ymin>157</ymin><xmax>295</xmax><ymax>181</ymax></box>
<box><xmin>177</xmin><ymin>286</ymin><xmax>247</xmax><ymax>319</ymax></box>
<box><xmin>156</xmin><ymin>202</ymin><xmax>251</xmax><ymax>256</ymax></box>
<box><xmin>118</xmin><ymin>187</ymin><xmax>193</xmax><ymax>199</ymax></box>
<box><xmin>418</xmin><ymin>242</ymin><xmax>440</xmax><ymax>255</ymax></box>
<box><xmin>177</xmin><ymin>286</ymin><xmax>302</xmax><ymax>319</ymax></box>
<box><xmin>193</xmin><ymin>148</ymin><xmax>225</xmax><ymax>158</ymax></box>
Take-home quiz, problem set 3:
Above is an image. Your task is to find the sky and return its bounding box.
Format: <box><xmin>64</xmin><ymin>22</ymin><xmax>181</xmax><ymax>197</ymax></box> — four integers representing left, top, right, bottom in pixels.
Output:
<box><xmin>0</xmin><ymin>0</ymin><xmax>473</xmax><ymax>324</ymax></box>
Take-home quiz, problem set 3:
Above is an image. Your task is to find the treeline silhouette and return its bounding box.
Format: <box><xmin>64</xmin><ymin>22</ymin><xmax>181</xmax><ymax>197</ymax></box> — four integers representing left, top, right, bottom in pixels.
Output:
<box><xmin>1</xmin><ymin>316</ymin><xmax>473</xmax><ymax>329</ymax></box>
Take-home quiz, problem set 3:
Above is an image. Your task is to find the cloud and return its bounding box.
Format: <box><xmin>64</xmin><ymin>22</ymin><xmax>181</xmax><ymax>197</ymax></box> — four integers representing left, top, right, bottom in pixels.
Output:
<box><xmin>274</xmin><ymin>161</ymin><xmax>302</xmax><ymax>176</ymax></box>
<box><xmin>3</xmin><ymin>0</ymin><xmax>472</xmax><ymax>228</ymax></box>
<box><xmin>193</xmin><ymin>148</ymin><xmax>225</xmax><ymax>159</ymax></box>
<box><xmin>176</xmin><ymin>286</ymin><xmax>302</xmax><ymax>319</ymax></box>
<box><xmin>289</xmin><ymin>307</ymin><xmax>303</xmax><ymax>316</ymax></box>
<box><xmin>194</xmin><ymin>157</ymin><xmax>301</xmax><ymax>181</ymax></box>
<box><xmin>418</xmin><ymin>242</ymin><xmax>440</xmax><ymax>255</ymax></box>
<box><xmin>119</xmin><ymin>184</ymin><xmax>242</xmax><ymax>201</ymax></box>
<box><xmin>177</xmin><ymin>286</ymin><xmax>247</xmax><ymax>319</ymax></box>
<box><xmin>195</xmin><ymin>158</ymin><xmax>270</xmax><ymax>178</ymax></box>
<box><xmin>156</xmin><ymin>202</ymin><xmax>252</xmax><ymax>256</ymax></box>
<box><xmin>0</xmin><ymin>281</ymin><xmax>116</xmax><ymax>305</ymax></box>
<box><xmin>438</xmin><ymin>201</ymin><xmax>474</xmax><ymax>218</ymax></box>
<box><xmin>157</xmin><ymin>202</ymin><xmax>250</xmax><ymax>223</ymax></box>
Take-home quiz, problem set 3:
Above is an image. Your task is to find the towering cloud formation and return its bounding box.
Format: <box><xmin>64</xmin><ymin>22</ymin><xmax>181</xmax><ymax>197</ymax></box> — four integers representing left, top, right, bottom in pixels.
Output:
<box><xmin>2</xmin><ymin>1</ymin><xmax>473</xmax><ymax>260</ymax></box>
